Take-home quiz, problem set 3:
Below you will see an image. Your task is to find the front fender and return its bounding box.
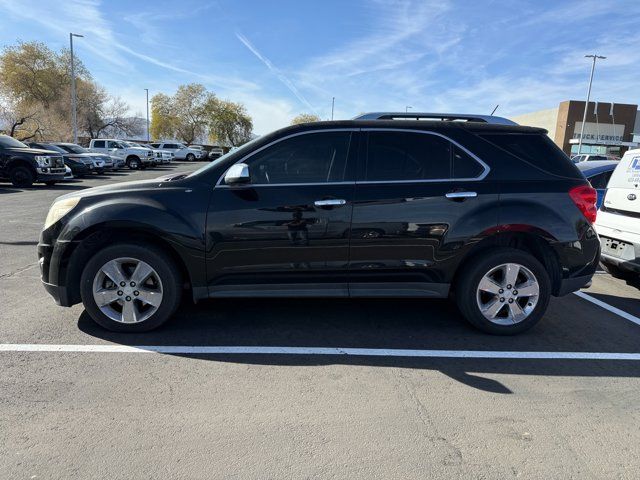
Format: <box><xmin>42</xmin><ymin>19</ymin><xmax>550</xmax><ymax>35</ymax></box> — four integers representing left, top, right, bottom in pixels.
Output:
<box><xmin>47</xmin><ymin>188</ymin><xmax>209</xmax><ymax>298</ymax></box>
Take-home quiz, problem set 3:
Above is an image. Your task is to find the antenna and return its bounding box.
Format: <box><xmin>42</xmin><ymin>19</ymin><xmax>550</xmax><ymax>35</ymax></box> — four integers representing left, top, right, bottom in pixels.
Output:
<box><xmin>490</xmin><ymin>104</ymin><xmax>499</xmax><ymax>115</ymax></box>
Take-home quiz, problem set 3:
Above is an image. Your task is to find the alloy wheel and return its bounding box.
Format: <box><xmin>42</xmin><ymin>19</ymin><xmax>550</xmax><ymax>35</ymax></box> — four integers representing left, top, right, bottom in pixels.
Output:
<box><xmin>92</xmin><ymin>257</ymin><xmax>163</xmax><ymax>323</ymax></box>
<box><xmin>476</xmin><ymin>263</ymin><xmax>539</xmax><ymax>325</ymax></box>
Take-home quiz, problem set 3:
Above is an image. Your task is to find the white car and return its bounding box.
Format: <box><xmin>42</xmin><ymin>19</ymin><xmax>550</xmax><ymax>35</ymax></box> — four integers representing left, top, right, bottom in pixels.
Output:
<box><xmin>127</xmin><ymin>142</ymin><xmax>172</xmax><ymax>164</ymax></box>
<box><xmin>89</xmin><ymin>139</ymin><xmax>154</xmax><ymax>170</ymax></box>
<box><xmin>595</xmin><ymin>148</ymin><xmax>640</xmax><ymax>279</ymax></box>
<box><xmin>572</xmin><ymin>154</ymin><xmax>618</xmax><ymax>163</ymax></box>
<box><xmin>149</xmin><ymin>142</ymin><xmax>204</xmax><ymax>161</ymax></box>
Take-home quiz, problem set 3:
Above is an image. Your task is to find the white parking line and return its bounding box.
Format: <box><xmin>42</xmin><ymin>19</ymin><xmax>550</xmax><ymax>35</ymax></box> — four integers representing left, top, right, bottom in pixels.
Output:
<box><xmin>574</xmin><ymin>291</ymin><xmax>640</xmax><ymax>327</ymax></box>
<box><xmin>0</xmin><ymin>344</ymin><xmax>639</xmax><ymax>360</ymax></box>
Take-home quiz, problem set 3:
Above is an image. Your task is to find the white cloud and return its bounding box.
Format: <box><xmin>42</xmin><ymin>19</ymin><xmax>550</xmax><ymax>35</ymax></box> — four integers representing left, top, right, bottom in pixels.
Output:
<box><xmin>235</xmin><ymin>32</ymin><xmax>319</xmax><ymax>116</ymax></box>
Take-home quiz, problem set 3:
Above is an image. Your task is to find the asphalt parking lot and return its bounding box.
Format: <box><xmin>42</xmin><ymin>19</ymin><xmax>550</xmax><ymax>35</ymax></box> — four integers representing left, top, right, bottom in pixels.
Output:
<box><xmin>1</xmin><ymin>165</ymin><xmax>640</xmax><ymax>479</ymax></box>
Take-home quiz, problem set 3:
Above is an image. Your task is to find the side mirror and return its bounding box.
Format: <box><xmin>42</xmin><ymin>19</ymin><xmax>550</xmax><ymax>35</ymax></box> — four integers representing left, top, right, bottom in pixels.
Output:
<box><xmin>224</xmin><ymin>163</ymin><xmax>250</xmax><ymax>184</ymax></box>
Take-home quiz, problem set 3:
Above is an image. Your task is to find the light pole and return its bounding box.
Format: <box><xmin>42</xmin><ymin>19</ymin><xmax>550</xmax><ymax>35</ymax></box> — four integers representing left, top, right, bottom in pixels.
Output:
<box><xmin>331</xmin><ymin>97</ymin><xmax>335</xmax><ymax>120</ymax></box>
<box><xmin>69</xmin><ymin>33</ymin><xmax>84</xmax><ymax>143</ymax></box>
<box><xmin>577</xmin><ymin>54</ymin><xmax>606</xmax><ymax>156</ymax></box>
<box><xmin>405</xmin><ymin>106</ymin><xmax>412</xmax><ymax>113</ymax></box>
<box><xmin>144</xmin><ymin>88</ymin><xmax>150</xmax><ymax>142</ymax></box>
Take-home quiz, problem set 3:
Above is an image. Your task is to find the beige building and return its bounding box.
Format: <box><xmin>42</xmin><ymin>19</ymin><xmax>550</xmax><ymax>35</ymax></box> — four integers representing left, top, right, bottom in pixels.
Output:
<box><xmin>511</xmin><ymin>100</ymin><xmax>639</xmax><ymax>157</ymax></box>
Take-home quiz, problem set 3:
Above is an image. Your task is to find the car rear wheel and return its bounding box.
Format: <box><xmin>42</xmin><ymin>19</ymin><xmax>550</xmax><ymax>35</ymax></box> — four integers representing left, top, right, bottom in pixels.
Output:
<box><xmin>80</xmin><ymin>244</ymin><xmax>182</xmax><ymax>332</ymax></box>
<box><xmin>9</xmin><ymin>165</ymin><xmax>35</xmax><ymax>187</ymax></box>
<box><xmin>456</xmin><ymin>248</ymin><xmax>551</xmax><ymax>335</ymax></box>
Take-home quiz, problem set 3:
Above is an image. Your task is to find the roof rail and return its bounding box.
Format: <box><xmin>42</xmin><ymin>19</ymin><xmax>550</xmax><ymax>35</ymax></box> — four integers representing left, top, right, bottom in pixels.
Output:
<box><xmin>353</xmin><ymin>112</ymin><xmax>518</xmax><ymax>126</ymax></box>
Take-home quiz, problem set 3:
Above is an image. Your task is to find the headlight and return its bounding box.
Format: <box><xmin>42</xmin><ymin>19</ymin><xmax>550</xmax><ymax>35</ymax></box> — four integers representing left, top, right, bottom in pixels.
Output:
<box><xmin>34</xmin><ymin>155</ymin><xmax>51</xmax><ymax>167</ymax></box>
<box><xmin>44</xmin><ymin>197</ymin><xmax>80</xmax><ymax>229</ymax></box>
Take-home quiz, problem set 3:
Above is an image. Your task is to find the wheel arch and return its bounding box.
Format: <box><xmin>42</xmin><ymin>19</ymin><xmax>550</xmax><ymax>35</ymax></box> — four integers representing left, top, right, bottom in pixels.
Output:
<box><xmin>452</xmin><ymin>230</ymin><xmax>563</xmax><ymax>296</ymax></box>
<box><xmin>62</xmin><ymin>222</ymin><xmax>194</xmax><ymax>306</ymax></box>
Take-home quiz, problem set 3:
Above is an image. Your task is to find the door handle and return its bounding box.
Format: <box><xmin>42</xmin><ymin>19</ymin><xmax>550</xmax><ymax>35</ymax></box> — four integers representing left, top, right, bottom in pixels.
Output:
<box><xmin>445</xmin><ymin>191</ymin><xmax>477</xmax><ymax>200</ymax></box>
<box><xmin>314</xmin><ymin>199</ymin><xmax>347</xmax><ymax>207</ymax></box>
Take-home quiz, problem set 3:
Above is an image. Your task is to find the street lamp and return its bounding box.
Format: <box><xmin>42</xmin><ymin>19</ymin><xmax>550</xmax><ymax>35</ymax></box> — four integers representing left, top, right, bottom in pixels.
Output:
<box><xmin>144</xmin><ymin>88</ymin><xmax>150</xmax><ymax>142</ymax></box>
<box><xmin>577</xmin><ymin>54</ymin><xmax>606</xmax><ymax>156</ymax></box>
<box><xmin>405</xmin><ymin>106</ymin><xmax>412</xmax><ymax>113</ymax></box>
<box><xmin>69</xmin><ymin>32</ymin><xmax>84</xmax><ymax>144</ymax></box>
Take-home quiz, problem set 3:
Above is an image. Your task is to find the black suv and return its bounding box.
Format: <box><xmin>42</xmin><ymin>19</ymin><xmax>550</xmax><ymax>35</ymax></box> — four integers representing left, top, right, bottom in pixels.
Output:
<box><xmin>38</xmin><ymin>115</ymin><xmax>600</xmax><ymax>334</ymax></box>
<box><xmin>0</xmin><ymin>135</ymin><xmax>66</xmax><ymax>187</ymax></box>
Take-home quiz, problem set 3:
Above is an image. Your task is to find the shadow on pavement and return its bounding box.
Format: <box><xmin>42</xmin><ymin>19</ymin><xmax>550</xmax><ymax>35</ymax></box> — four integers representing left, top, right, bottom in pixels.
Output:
<box><xmin>78</xmin><ymin>296</ymin><xmax>640</xmax><ymax>395</ymax></box>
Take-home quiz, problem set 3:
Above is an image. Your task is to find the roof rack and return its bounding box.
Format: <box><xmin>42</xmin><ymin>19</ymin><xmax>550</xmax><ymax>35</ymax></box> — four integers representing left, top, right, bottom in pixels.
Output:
<box><xmin>353</xmin><ymin>112</ymin><xmax>518</xmax><ymax>126</ymax></box>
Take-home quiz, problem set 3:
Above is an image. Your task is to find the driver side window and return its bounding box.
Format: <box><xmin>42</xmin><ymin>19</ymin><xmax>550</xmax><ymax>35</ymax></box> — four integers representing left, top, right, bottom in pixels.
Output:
<box><xmin>243</xmin><ymin>131</ymin><xmax>352</xmax><ymax>184</ymax></box>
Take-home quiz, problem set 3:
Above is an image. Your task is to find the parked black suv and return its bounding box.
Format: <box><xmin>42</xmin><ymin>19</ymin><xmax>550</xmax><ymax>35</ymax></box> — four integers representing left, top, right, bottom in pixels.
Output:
<box><xmin>38</xmin><ymin>116</ymin><xmax>600</xmax><ymax>334</ymax></box>
<box><xmin>0</xmin><ymin>135</ymin><xmax>66</xmax><ymax>187</ymax></box>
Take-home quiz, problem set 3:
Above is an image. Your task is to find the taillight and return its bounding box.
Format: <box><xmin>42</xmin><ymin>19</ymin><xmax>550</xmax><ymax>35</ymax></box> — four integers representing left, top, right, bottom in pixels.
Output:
<box><xmin>569</xmin><ymin>185</ymin><xmax>597</xmax><ymax>223</ymax></box>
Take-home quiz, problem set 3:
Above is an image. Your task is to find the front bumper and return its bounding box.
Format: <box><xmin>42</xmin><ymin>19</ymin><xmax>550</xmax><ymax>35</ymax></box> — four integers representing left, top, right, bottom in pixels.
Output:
<box><xmin>36</xmin><ymin>171</ymin><xmax>66</xmax><ymax>182</ymax></box>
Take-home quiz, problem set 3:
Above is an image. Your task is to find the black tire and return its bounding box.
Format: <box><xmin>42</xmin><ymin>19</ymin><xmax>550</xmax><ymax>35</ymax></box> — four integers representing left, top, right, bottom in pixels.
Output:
<box><xmin>127</xmin><ymin>157</ymin><xmax>140</xmax><ymax>170</ymax></box>
<box><xmin>601</xmin><ymin>260</ymin><xmax>636</xmax><ymax>280</ymax></box>
<box><xmin>455</xmin><ymin>248</ymin><xmax>551</xmax><ymax>335</ymax></box>
<box><xmin>186</xmin><ymin>153</ymin><xmax>195</xmax><ymax>162</ymax></box>
<box><xmin>9</xmin><ymin>165</ymin><xmax>35</xmax><ymax>187</ymax></box>
<box><xmin>80</xmin><ymin>243</ymin><xmax>183</xmax><ymax>332</ymax></box>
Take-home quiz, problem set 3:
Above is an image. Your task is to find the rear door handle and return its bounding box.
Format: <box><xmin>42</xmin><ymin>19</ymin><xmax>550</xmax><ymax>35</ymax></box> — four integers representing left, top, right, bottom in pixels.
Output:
<box><xmin>314</xmin><ymin>199</ymin><xmax>347</xmax><ymax>207</ymax></box>
<box><xmin>445</xmin><ymin>191</ymin><xmax>477</xmax><ymax>199</ymax></box>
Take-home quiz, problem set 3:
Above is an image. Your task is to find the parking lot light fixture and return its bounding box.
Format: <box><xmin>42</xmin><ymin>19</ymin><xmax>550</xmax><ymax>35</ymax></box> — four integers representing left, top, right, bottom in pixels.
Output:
<box><xmin>69</xmin><ymin>33</ymin><xmax>84</xmax><ymax>144</ymax></box>
<box><xmin>577</xmin><ymin>54</ymin><xmax>606</xmax><ymax>156</ymax></box>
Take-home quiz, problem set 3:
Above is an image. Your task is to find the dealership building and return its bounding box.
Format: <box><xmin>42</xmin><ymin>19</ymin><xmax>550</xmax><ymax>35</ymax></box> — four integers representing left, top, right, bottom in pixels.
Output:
<box><xmin>511</xmin><ymin>100</ymin><xmax>640</xmax><ymax>157</ymax></box>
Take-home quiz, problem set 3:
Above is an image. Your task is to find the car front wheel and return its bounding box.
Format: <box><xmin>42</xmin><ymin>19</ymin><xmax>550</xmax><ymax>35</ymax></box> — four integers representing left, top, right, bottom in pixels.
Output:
<box><xmin>186</xmin><ymin>153</ymin><xmax>195</xmax><ymax>161</ymax></box>
<box><xmin>80</xmin><ymin>244</ymin><xmax>183</xmax><ymax>332</ymax></box>
<box><xmin>456</xmin><ymin>248</ymin><xmax>551</xmax><ymax>335</ymax></box>
<box><xmin>9</xmin><ymin>165</ymin><xmax>35</xmax><ymax>187</ymax></box>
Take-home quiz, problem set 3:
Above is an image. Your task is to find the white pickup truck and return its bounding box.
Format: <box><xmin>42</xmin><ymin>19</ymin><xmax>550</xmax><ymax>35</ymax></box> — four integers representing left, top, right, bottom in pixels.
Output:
<box><xmin>149</xmin><ymin>142</ymin><xmax>205</xmax><ymax>161</ymax></box>
<box><xmin>88</xmin><ymin>139</ymin><xmax>154</xmax><ymax>169</ymax></box>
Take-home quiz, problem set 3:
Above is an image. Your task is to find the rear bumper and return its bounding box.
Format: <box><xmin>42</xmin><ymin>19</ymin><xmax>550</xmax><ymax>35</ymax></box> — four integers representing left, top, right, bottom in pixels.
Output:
<box><xmin>557</xmin><ymin>274</ymin><xmax>592</xmax><ymax>296</ymax></box>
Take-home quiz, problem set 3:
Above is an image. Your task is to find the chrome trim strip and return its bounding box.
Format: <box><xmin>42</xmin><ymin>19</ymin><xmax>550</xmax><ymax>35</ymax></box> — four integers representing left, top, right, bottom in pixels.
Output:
<box><xmin>215</xmin><ymin>127</ymin><xmax>490</xmax><ymax>188</ymax></box>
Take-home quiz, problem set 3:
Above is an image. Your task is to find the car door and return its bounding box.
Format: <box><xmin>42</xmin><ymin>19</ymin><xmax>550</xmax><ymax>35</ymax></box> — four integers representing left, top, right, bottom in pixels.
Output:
<box><xmin>349</xmin><ymin>129</ymin><xmax>499</xmax><ymax>297</ymax></box>
<box><xmin>205</xmin><ymin>129</ymin><xmax>358</xmax><ymax>297</ymax></box>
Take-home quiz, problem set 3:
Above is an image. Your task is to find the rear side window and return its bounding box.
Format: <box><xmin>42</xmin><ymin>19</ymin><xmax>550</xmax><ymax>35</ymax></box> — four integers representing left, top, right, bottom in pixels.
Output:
<box><xmin>480</xmin><ymin>133</ymin><xmax>580</xmax><ymax>178</ymax></box>
<box><xmin>587</xmin><ymin>171</ymin><xmax>613</xmax><ymax>189</ymax></box>
<box><xmin>366</xmin><ymin>132</ymin><xmax>451</xmax><ymax>181</ymax></box>
<box><xmin>93</xmin><ymin>140</ymin><xmax>105</xmax><ymax>148</ymax></box>
<box><xmin>453</xmin><ymin>146</ymin><xmax>484</xmax><ymax>178</ymax></box>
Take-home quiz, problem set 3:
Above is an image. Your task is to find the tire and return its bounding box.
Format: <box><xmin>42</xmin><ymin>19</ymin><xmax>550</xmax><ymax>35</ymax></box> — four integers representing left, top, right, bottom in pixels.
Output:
<box><xmin>186</xmin><ymin>153</ymin><xmax>195</xmax><ymax>162</ymax></box>
<box><xmin>601</xmin><ymin>260</ymin><xmax>636</xmax><ymax>280</ymax></box>
<box><xmin>127</xmin><ymin>157</ymin><xmax>140</xmax><ymax>170</ymax></box>
<box><xmin>80</xmin><ymin>243</ymin><xmax>183</xmax><ymax>332</ymax></box>
<box><xmin>455</xmin><ymin>248</ymin><xmax>551</xmax><ymax>335</ymax></box>
<box><xmin>9</xmin><ymin>165</ymin><xmax>35</xmax><ymax>187</ymax></box>
<box><xmin>45</xmin><ymin>181</ymin><xmax>57</xmax><ymax>186</ymax></box>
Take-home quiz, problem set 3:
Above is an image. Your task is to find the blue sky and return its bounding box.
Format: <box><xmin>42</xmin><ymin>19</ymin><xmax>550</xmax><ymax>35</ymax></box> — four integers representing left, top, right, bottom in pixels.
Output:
<box><xmin>1</xmin><ymin>0</ymin><xmax>639</xmax><ymax>134</ymax></box>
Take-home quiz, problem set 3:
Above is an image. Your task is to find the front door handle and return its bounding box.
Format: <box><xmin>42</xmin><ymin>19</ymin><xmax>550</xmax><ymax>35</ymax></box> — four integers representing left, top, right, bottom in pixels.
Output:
<box><xmin>445</xmin><ymin>191</ymin><xmax>477</xmax><ymax>200</ymax></box>
<box><xmin>314</xmin><ymin>199</ymin><xmax>347</xmax><ymax>207</ymax></box>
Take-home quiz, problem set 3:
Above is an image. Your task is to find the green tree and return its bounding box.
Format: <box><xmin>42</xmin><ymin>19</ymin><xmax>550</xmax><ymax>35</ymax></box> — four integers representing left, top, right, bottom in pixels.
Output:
<box><xmin>207</xmin><ymin>99</ymin><xmax>253</xmax><ymax>147</ymax></box>
<box><xmin>150</xmin><ymin>84</ymin><xmax>213</xmax><ymax>144</ymax></box>
<box><xmin>291</xmin><ymin>113</ymin><xmax>320</xmax><ymax>125</ymax></box>
<box><xmin>0</xmin><ymin>40</ymin><xmax>135</xmax><ymax>141</ymax></box>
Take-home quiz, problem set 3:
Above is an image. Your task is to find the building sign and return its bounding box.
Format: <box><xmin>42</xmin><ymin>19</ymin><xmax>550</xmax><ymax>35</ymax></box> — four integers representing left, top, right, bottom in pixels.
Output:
<box><xmin>573</xmin><ymin>122</ymin><xmax>625</xmax><ymax>144</ymax></box>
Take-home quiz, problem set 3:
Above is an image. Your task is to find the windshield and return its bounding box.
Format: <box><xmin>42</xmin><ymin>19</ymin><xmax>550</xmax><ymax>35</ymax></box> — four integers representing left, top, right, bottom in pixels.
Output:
<box><xmin>187</xmin><ymin>137</ymin><xmax>263</xmax><ymax>178</ymax></box>
<box><xmin>40</xmin><ymin>144</ymin><xmax>66</xmax><ymax>153</ymax></box>
<box><xmin>0</xmin><ymin>135</ymin><xmax>28</xmax><ymax>148</ymax></box>
<box><xmin>59</xmin><ymin>144</ymin><xmax>88</xmax><ymax>154</ymax></box>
